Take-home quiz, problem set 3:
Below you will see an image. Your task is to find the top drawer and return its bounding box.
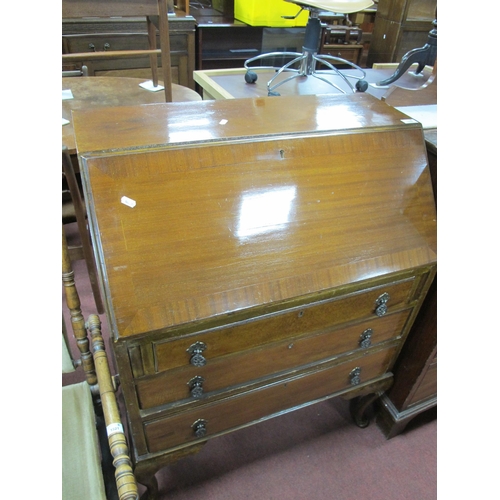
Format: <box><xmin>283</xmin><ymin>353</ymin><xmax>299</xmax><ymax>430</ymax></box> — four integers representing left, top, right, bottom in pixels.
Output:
<box><xmin>132</xmin><ymin>277</ymin><xmax>418</xmax><ymax>378</ymax></box>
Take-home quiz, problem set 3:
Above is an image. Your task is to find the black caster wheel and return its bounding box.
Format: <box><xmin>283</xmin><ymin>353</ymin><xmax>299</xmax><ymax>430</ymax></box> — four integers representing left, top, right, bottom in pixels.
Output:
<box><xmin>355</xmin><ymin>79</ymin><xmax>368</xmax><ymax>92</ymax></box>
<box><xmin>245</xmin><ymin>71</ymin><xmax>258</xmax><ymax>84</ymax></box>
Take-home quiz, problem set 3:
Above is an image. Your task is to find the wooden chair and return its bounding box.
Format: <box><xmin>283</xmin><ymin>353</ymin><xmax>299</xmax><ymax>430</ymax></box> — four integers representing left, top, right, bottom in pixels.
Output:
<box><xmin>62</xmin><ymin>0</ymin><xmax>173</xmax><ymax>102</ymax></box>
<box><xmin>63</xmin><ymin>146</ymin><xmax>104</xmax><ymax>314</ymax></box>
<box><xmin>62</xmin><ymin>226</ymin><xmax>139</xmax><ymax>500</ymax></box>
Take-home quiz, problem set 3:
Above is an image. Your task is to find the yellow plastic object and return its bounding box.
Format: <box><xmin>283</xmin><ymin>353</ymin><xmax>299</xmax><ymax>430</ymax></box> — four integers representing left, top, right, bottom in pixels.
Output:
<box><xmin>234</xmin><ymin>0</ymin><xmax>310</xmax><ymax>27</ymax></box>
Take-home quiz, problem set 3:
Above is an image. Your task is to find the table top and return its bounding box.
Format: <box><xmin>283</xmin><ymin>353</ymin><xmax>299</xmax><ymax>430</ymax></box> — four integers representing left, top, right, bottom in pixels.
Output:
<box><xmin>62</xmin><ymin>77</ymin><xmax>201</xmax><ymax>154</ymax></box>
<box><xmin>193</xmin><ymin>66</ymin><xmax>436</xmax><ymax>102</ymax></box>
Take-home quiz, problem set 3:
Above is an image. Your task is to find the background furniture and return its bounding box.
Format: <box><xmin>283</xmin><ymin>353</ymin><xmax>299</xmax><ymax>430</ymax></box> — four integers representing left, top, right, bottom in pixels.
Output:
<box><xmin>62</xmin><ymin>227</ymin><xmax>138</xmax><ymax>500</ymax></box>
<box><xmin>62</xmin><ymin>1</ymin><xmax>195</xmax><ymax>97</ymax></box>
<box><xmin>367</xmin><ymin>0</ymin><xmax>436</xmax><ymax>66</ymax></box>
<box><xmin>300</xmin><ymin>5</ymin><xmax>377</xmax><ymax>67</ymax></box>
<box><xmin>175</xmin><ymin>0</ymin><xmax>190</xmax><ymax>14</ymax></box>
<box><xmin>62</xmin><ymin>13</ymin><xmax>196</xmax><ymax>89</ymax></box>
<box><xmin>241</xmin><ymin>0</ymin><xmax>374</xmax><ymax>96</ymax></box>
<box><xmin>376</xmin><ymin>18</ymin><xmax>436</xmax><ymax>86</ymax></box>
<box><xmin>192</xmin><ymin>64</ymin><xmax>434</xmax><ymax>100</ymax></box>
<box><xmin>376</xmin><ymin>277</ymin><xmax>436</xmax><ymax>438</ymax></box>
<box><xmin>190</xmin><ymin>1</ymin><xmax>376</xmax><ymax>72</ymax></box>
<box><xmin>73</xmin><ymin>93</ymin><xmax>436</xmax><ymax>498</ymax></box>
<box><xmin>196</xmin><ymin>22</ymin><xmax>306</xmax><ymax>71</ymax></box>
<box><xmin>320</xmin><ymin>23</ymin><xmax>364</xmax><ymax>66</ymax></box>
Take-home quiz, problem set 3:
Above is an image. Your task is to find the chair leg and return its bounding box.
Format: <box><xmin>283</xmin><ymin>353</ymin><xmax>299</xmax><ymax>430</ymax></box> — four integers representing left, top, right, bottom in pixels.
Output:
<box><xmin>146</xmin><ymin>16</ymin><xmax>159</xmax><ymax>88</ymax></box>
<box><xmin>77</xmin><ymin>223</ymin><xmax>105</xmax><ymax>314</ymax></box>
<box><xmin>157</xmin><ymin>0</ymin><xmax>173</xmax><ymax>102</ymax></box>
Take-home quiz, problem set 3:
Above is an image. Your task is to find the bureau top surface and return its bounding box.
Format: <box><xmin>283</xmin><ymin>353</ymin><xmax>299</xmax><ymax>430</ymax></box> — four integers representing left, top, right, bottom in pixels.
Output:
<box><xmin>74</xmin><ymin>94</ymin><xmax>437</xmax><ymax>339</ymax></box>
<box><xmin>74</xmin><ymin>93</ymin><xmax>416</xmax><ymax>153</ymax></box>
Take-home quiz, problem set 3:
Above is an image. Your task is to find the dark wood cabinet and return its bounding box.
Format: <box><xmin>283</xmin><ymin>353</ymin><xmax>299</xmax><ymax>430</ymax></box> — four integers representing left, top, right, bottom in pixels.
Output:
<box><xmin>62</xmin><ymin>12</ymin><xmax>197</xmax><ymax>89</ymax></box>
<box><xmin>73</xmin><ymin>93</ymin><xmax>437</xmax><ymax>497</ymax></box>
<box><xmin>194</xmin><ymin>18</ymin><xmax>306</xmax><ymax>71</ymax></box>
<box><xmin>367</xmin><ymin>0</ymin><xmax>436</xmax><ymax>66</ymax></box>
<box><xmin>195</xmin><ymin>22</ymin><xmax>264</xmax><ymax>70</ymax></box>
<box><xmin>192</xmin><ymin>7</ymin><xmax>377</xmax><ymax>73</ymax></box>
<box><xmin>376</xmin><ymin>277</ymin><xmax>436</xmax><ymax>438</ymax></box>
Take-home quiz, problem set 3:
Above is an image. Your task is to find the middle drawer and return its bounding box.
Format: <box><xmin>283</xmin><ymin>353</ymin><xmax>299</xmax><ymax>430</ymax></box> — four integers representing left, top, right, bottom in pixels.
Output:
<box><xmin>136</xmin><ymin>310</ymin><xmax>410</xmax><ymax>410</ymax></box>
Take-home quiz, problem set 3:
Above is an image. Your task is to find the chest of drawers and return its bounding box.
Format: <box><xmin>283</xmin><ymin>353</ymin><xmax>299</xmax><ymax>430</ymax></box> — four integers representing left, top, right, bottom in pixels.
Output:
<box><xmin>73</xmin><ymin>93</ymin><xmax>437</xmax><ymax>498</ymax></box>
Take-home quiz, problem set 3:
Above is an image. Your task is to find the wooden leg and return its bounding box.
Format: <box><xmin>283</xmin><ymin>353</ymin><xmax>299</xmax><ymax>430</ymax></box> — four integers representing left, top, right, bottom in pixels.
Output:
<box><xmin>134</xmin><ymin>442</ymin><xmax>206</xmax><ymax>499</ymax></box>
<box><xmin>146</xmin><ymin>17</ymin><xmax>159</xmax><ymax>88</ymax></box>
<box><xmin>135</xmin><ymin>465</ymin><xmax>159</xmax><ymax>500</ymax></box>
<box><xmin>349</xmin><ymin>393</ymin><xmax>380</xmax><ymax>428</ymax></box>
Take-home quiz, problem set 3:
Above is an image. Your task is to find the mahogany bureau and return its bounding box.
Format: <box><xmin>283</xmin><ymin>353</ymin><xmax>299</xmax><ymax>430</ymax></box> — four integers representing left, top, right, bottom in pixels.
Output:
<box><xmin>73</xmin><ymin>93</ymin><xmax>437</xmax><ymax>498</ymax></box>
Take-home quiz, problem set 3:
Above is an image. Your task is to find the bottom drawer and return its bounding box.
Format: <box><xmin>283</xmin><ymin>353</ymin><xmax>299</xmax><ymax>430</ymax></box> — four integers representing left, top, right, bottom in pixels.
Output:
<box><xmin>144</xmin><ymin>346</ymin><xmax>396</xmax><ymax>453</ymax></box>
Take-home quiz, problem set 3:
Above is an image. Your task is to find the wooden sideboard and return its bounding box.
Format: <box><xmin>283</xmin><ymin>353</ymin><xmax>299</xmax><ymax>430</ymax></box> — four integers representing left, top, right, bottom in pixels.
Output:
<box><xmin>62</xmin><ymin>11</ymin><xmax>196</xmax><ymax>90</ymax></box>
<box><xmin>73</xmin><ymin>93</ymin><xmax>437</xmax><ymax>498</ymax></box>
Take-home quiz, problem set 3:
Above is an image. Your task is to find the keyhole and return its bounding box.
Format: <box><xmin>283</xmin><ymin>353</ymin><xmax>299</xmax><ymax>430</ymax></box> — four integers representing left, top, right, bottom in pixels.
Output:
<box><xmin>279</xmin><ymin>149</ymin><xmax>285</xmax><ymax>159</ymax></box>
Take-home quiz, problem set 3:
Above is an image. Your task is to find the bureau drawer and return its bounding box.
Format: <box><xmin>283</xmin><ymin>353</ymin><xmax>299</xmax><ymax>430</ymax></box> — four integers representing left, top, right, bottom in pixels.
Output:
<box><xmin>148</xmin><ymin>278</ymin><xmax>416</xmax><ymax>377</ymax></box>
<box><xmin>144</xmin><ymin>346</ymin><xmax>396</xmax><ymax>453</ymax></box>
<box><xmin>136</xmin><ymin>310</ymin><xmax>410</xmax><ymax>409</ymax></box>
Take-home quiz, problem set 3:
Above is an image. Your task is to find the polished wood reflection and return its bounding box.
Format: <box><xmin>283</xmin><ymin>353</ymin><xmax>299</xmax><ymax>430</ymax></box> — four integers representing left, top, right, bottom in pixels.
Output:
<box><xmin>74</xmin><ymin>94</ymin><xmax>436</xmax><ymax>339</ymax></box>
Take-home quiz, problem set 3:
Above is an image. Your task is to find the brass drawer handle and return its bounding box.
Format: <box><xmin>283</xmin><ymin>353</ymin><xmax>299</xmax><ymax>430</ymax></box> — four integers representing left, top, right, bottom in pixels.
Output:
<box><xmin>374</xmin><ymin>292</ymin><xmax>390</xmax><ymax>316</ymax></box>
<box><xmin>359</xmin><ymin>328</ymin><xmax>373</xmax><ymax>349</ymax></box>
<box><xmin>192</xmin><ymin>419</ymin><xmax>207</xmax><ymax>438</ymax></box>
<box><xmin>349</xmin><ymin>367</ymin><xmax>362</xmax><ymax>386</ymax></box>
<box><xmin>187</xmin><ymin>341</ymin><xmax>207</xmax><ymax>367</ymax></box>
<box><xmin>188</xmin><ymin>376</ymin><xmax>205</xmax><ymax>398</ymax></box>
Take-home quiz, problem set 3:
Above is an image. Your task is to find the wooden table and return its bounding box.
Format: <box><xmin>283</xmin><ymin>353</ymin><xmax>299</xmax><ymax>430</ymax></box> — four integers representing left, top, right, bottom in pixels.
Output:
<box><xmin>62</xmin><ymin>77</ymin><xmax>201</xmax><ymax>154</ymax></box>
<box><xmin>193</xmin><ymin>66</ymin><xmax>436</xmax><ymax>102</ymax></box>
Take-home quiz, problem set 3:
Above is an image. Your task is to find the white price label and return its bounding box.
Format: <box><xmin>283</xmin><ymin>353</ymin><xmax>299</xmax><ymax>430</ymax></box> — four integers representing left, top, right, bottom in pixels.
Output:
<box><xmin>106</xmin><ymin>423</ymin><xmax>124</xmax><ymax>437</ymax></box>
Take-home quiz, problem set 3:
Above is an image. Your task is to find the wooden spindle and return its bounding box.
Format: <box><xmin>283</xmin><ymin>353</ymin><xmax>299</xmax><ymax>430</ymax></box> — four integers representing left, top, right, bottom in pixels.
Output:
<box><xmin>62</xmin><ymin>226</ymin><xmax>96</xmax><ymax>385</ymax></box>
<box><xmin>88</xmin><ymin>314</ymin><xmax>139</xmax><ymax>500</ymax></box>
